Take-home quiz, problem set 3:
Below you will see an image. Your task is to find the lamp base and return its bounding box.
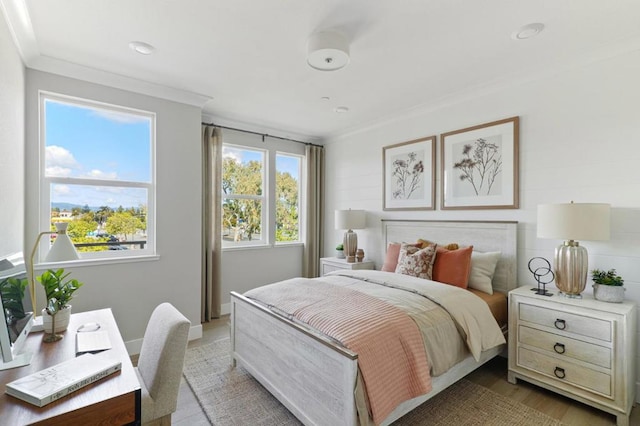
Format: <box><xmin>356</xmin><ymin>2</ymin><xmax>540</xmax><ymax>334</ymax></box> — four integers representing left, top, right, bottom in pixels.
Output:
<box><xmin>344</xmin><ymin>230</ymin><xmax>358</xmax><ymax>263</ymax></box>
<box><xmin>554</xmin><ymin>241</ymin><xmax>588</xmax><ymax>297</ymax></box>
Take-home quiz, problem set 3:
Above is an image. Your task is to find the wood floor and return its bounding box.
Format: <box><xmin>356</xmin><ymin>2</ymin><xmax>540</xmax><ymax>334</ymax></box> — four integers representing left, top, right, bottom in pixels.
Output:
<box><xmin>165</xmin><ymin>316</ymin><xmax>638</xmax><ymax>426</ymax></box>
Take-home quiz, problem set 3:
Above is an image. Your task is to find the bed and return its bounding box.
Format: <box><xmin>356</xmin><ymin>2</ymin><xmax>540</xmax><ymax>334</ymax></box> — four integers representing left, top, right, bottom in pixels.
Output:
<box><xmin>230</xmin><ymin>220</ymin><xmax>518</xmax><ymax>425</ymax></box>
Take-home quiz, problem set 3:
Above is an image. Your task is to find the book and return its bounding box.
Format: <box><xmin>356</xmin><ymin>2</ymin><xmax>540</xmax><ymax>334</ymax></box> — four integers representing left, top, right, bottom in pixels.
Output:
<box><xmin>76</xmin><ymin>330</ymin><xmax>112</xmax><ymax>355</ymax></box>
<box><xmin>5</xmin><ymin>352</ymin><xmax>122</xmax><ymax>407</ymax></box>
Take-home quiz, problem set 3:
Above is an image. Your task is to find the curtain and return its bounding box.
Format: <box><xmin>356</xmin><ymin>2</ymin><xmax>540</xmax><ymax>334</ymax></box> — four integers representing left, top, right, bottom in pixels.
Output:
<box><xmin>202</xmin><ymin>125</ymin><xmax>222</xmax><ymax>321</ymax></box>
<box><xmin>303</xmin><ymin>144</ymin><xmax>324</xmax><ymax>278</ymax></box>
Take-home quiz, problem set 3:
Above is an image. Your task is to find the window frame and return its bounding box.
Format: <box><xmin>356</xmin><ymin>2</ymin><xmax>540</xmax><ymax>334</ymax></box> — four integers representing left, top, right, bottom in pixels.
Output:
<box><xmin>38</xmin><ymin>91</ymin><xmax>156</xmax><ymax>261</ymax></box>
<box><xmin>221</xmin><ymin>144</ymin><xmax>268</xmax><ymax>248</ymax></box>
<box><xmin>274</xmin><ymin>151</ymin><xmax>302</xmax><ymax>246</ymax></box>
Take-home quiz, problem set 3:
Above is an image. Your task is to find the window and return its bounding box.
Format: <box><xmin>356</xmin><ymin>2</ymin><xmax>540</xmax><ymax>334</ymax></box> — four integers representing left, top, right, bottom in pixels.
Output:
<box><xmin>222</xmin><ymin>140</ymin><xmax>303</xmax><ymax>248</ymax></box>
<box><xmin>40</xmin><ymin>93</ymin><xmax>155</xmax><ymax>259</ymax></box>
<box><xmin>222</xmin><ymin>145</ymin><xmax>266</xmax><ymax>245</ymax></box>
<box><xmin>275</xmin><ymin>153</ymin><xmax>301</xmax><ymax>243</ymax></box>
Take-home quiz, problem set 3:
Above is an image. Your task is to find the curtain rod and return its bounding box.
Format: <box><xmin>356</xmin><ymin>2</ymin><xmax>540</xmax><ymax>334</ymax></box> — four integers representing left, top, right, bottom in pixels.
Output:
<box><xmin>202</xmin><ymin>122</ymin><xmax>323</xmax><ymax>148</ymax></box>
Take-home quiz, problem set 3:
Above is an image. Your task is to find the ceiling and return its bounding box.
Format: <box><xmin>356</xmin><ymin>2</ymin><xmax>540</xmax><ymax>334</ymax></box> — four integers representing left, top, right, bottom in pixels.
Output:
<box><xmin>3</xmin><ymin>1</ymin><xmax>640</xmax><ymax>142</ymax></box>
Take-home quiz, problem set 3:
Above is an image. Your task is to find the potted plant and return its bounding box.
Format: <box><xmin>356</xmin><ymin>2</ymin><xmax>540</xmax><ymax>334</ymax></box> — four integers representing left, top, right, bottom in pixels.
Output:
<box><xmin>37</xmin><ymin>268</ymin><xmax>83</xmax><ymax>341</ymax></box>
<box><xmin>591</xmin><ymin>268</ymin><xmax>625</xmax><ymax>303</ymax></box>
<box><xmin>335</xmin><ymin>243</ymin><xmax>345</xmax><ymax>259</ymax></box>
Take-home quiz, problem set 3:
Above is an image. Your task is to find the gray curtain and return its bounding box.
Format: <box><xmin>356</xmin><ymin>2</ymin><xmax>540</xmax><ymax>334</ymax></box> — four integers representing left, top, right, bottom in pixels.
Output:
<box><xmin>303</xmin><ymin>144</ymin><xmax>324</xmax><ymax>277</ymax></box>
<box><xmin>202</xmin><ymin>125</ymin><xmax>222</xmax><ymax>321</ymax></box>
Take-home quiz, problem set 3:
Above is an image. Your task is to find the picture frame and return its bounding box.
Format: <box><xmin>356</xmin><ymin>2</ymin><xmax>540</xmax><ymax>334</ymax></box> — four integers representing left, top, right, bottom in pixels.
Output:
<box><xmin>383</xmin><ymin>136</ymin><xmax>436</xmax><ymax>211</ymax></box>
<box><xmin>441</xmin><ymin>116</ymin><xmax>519</xmax><ymax>210</ymax></box>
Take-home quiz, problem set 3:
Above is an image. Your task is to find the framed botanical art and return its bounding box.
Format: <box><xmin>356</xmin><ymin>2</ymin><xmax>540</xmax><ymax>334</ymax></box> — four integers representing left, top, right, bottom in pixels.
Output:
<box><xmin>383</xmin><ymin>136</ymin><xmax>436</xmax><ymax>210</ymax></box>
<box><xmin>441</xmin><ymin>116</ymin><xmax>519</xmax><ymax>210</ymax></box>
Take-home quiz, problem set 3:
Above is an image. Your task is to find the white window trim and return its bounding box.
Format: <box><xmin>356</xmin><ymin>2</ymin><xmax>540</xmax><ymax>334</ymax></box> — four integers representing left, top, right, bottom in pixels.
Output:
<box><xmin>222</xmin><ymin>145</ymin><xmax>268</xmax><ymax>248</ymax></box>
<box><xmin>275</xmin><ymin>151</ymin><xmax>303</xmax><ymax>245</ymax></box>
<box><xmin>38</xmin><ymin>91</ymin><xmax>156</xmax><ymax>261</ymax></box>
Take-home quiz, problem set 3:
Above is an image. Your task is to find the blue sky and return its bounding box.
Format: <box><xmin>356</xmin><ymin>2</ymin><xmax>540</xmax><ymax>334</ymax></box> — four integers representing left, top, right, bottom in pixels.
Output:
<box><xmin>222</xmin><ymin>145</ymin><xmax>301</xmax><ymax>178</ymax></box>
<box><xmin>45</xmin><ymin>99</ymin><xmax>151</xmax><ymax>209</ymax></box>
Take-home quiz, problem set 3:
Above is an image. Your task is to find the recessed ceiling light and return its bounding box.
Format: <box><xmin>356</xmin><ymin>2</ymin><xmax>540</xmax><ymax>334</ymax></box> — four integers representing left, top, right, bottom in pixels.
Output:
<box><xmin>511</xmin><ymin>23</ymin><xmax>545</xmax><ymax>40</ymax></box>
<box><xmin>321</xmin><ymin>96</ymin><xmax>330</xmax><ymax>101</ymax></box>
<box><xmin>129</xmin><ymin>41</ymin><xmax>156</xmax><ymax>55</ymax></box>
<box><xmin>334</xmin><ymin>106</ymin><xmax>349</xmax><ymax>113</ymax></box>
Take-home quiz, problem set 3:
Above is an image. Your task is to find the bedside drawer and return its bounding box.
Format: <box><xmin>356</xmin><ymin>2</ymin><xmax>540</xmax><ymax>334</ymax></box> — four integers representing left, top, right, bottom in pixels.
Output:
<box><xmin>518</xmin><ymin>325</ymin><xmax>611</xmax><ymax>369</ymax></box>
<box><xmin>518</xmin><ymin>347</ymin><xmax>612</xmax><ymax>397</ymax></box>
<box><xmin>519</xmin><ymin>303</ymin><xmax>611</xmax><ymax>342</ymax></box>
<box><xmin>322</xmin><ymin>263</ymin><xmax>342</xmax><ymax>275</ymax></box>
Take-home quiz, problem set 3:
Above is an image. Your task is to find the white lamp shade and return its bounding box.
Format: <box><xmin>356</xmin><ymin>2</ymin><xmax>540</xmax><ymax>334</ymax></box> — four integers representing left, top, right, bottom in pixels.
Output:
<box><xmin>537</xmin><ymin>203</ymin><xmax>610</xmax><ymax>241</ymax></box>
<box><xmin>45</xmin><ymin>223</ymin><xmax>80</xmax><ymax>262</ymax></box>
<box><xmin>335</xmin><ymin>209</ymin><xmax>366</xmax><ymax>230</ymax></box>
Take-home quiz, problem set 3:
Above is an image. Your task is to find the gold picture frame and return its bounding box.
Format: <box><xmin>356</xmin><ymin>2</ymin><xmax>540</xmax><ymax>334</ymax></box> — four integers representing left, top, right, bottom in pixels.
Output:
<box><xmin>441</xmin><ymin>117</ymin><xmax>519</xmax><ymax>210</ymax></box>
<box><xmin>383</xmin><ymin>136</ymin><xmax>436</xmax><ymax>211</ymax></box>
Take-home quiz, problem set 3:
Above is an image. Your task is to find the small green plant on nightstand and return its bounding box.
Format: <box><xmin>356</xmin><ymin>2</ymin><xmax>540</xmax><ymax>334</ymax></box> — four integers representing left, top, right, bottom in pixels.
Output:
<box><xmin>591</xmin><ymin>268</ymin><xmax>625</xmax><ymax>303</ymax></box>
<box><xmin>335</xmin><ymin>243</ymin><xmax>345</xmax><ymax>259</ymax></box>
<box><xmin>591</xmin><ymin>269</ymin><xmax>624</xmax><ymax>286</ymax></box>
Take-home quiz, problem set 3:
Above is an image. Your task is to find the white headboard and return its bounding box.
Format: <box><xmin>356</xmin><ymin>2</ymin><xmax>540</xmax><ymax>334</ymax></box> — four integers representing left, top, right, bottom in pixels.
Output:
<box><xmin>382</xmin><ymin>220</ymin><xmax>518</xmax><ymax>294</ymax></box>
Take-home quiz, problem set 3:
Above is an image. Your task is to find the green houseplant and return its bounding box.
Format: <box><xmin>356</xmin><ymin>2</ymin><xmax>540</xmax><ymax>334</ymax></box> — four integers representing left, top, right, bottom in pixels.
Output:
<box><xmin>591</xmin><ymin>268</ymin><xmax>625</xmax><ymax>303</ymax></box>
<box><xmin>335</xmin><ymin>243</ymin><xmax>345</xmax><ymax>259</ymax></box>
<box><xmin>37</xmin><ymin>268</ymin><xmax>83</xmax><ymax>341</ymax></box>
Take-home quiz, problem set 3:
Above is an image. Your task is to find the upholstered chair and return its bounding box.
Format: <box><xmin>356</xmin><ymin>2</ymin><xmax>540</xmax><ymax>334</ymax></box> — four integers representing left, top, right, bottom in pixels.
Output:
<box><xmin>135</xmin><ymin>303</ymin><xmax>191</xmax><ymax>425</ymax></box>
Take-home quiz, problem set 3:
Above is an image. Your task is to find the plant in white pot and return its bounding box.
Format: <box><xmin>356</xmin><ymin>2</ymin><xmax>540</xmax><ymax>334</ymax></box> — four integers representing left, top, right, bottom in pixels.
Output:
<box><xmin>37</xmin><ymin>268</ymin><xmax>83</xmax><ymax>342</ymax></box>
<box><xmin>335</xmin><ymin>243</ymin><xmax>345</xmax><ymax>259</ymax></box>
<box><xmin>591</xmin><ymin>268</ymin><xmax>625</xmax><ymax>303</ymax></box>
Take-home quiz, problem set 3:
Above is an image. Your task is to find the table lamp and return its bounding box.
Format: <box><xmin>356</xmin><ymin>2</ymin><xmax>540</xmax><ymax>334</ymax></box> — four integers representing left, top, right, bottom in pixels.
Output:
<box><xmin>335</xmin><ymin>209</ymin><xmax>366</xmax><ymax>263</ymax></box>
<box><xmin>537</xmin><ymin>202</ymin><xmax>610</xmax><ymax>298</ymax></box>
<box><xmin>29</xmin><ymin>222</ymin><xmax>80</xmax><ymax>331</ymax></box>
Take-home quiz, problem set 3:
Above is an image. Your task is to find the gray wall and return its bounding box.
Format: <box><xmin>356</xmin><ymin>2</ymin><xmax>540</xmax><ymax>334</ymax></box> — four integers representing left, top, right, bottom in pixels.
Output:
<box><xmin>0</xmin><ymin>13</ymin><xmax>25</xmax><ymax>258</ymax></box>
<box><xmin>25</xmin><ymin>70</ymin><xmax>203</xmax><ymax>350</ymax></box>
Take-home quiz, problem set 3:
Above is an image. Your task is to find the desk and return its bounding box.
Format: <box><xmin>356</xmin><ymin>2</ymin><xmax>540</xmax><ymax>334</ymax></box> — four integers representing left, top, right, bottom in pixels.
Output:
<box><xmin>0</xmin><ymin>309</ymin><xmax>141</xmax><ymax>425</ymax></box>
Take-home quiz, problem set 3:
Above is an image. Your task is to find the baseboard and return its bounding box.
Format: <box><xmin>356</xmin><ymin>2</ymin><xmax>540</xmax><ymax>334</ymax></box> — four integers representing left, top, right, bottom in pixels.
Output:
<box><xmin>125</xmin><ymin>324</ymin><xmax>203</xmax><ymax>356</ymax></box>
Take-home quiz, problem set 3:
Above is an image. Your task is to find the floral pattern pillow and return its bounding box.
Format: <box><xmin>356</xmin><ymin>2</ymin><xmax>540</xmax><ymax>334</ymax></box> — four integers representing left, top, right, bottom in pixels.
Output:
<box><xmin>395</xmin><ymin>242</ymin><xmax>437</xmax><ymax>280</ymax></box>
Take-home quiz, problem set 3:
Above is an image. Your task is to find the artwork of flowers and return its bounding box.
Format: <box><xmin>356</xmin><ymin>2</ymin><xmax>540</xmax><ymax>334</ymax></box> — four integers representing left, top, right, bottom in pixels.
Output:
<box><xmin>383</xmin><ymin>136</ymin><xmax>435</xmax><ymax>210</ymax></box>
<box><xmin>441</xmin><ymin>117</ymin><xmax>519</xmax><ymax>209</ymax></box>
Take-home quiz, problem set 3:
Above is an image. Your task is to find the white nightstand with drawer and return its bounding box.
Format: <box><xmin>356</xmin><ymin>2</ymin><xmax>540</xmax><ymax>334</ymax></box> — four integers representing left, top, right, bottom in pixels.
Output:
<box><xmin>508</xmin><ymin>286</ymin><xmax>637</xmax><ymax>426</ymax></box>
<box><xmin>320</xmin><ymin>257</ymin><xmax>375</xmax><ymax>276</ymax></box>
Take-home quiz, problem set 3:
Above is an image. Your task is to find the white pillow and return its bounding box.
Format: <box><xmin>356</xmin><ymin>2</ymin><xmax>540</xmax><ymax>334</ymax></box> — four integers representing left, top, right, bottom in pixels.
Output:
<box><xmin>468</xmin><ymin>251</ymin><xmax>501</xmax><ymax>295</ymax></box>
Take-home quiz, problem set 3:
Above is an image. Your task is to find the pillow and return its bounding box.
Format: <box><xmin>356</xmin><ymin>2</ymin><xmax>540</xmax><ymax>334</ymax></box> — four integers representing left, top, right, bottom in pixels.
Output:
<box><xmin>432</xmin><ymin>245</ymin><xmax>473</xmax><ymax>288</ymax></box>
<box><xmin>381</xmin><ymin>242</ymin><xmax>420</xmax><ymax>272</ymax></box>
<box><xmin>418</xmin><ymin>239</ymin><xmax>459</xmax><ymax>251</ymax></box>
<box><xmin>468</xmin><ymin>251</ymin><xmax>501</xmax><ymax>295</ymax></box>
<box><xmin>395</xmin><ymin>243</ymin><xmax>437</xmax><ymax>280</ymax></box>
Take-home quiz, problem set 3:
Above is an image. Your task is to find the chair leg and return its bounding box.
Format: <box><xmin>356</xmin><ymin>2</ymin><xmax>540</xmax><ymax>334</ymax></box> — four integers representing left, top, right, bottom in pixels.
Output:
<box><xmin>143</xmin><ymin>413</ymin><xmax>172</xmax><ymax>426</ymax></box>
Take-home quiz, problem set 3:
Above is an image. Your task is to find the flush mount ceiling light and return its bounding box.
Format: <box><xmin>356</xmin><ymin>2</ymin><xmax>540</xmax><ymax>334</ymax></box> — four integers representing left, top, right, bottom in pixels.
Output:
<box><xmin>129</xmin><ymin>41</ymin><xmax>156</xmax><ymax>55</ymax></box>
<box><xmin>334</xmin><ymin>106</ymin><xmax>349</xmax><ymax>113</ymax></box>
<box><xmin>307</xmin><ymin>30</ymin><xmax>350</xmax><ymax>71</ymax></box>
<box><xmin>511</xmin><ymin>23</ymin><xmax>545</xmax><ymax>40</ymax></box>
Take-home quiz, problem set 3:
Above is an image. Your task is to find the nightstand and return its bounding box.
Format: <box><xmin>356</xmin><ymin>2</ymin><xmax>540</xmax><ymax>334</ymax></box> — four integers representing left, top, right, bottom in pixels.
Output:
<box><xmin>320</xmin><ymin>257</ymin><xmax>375</xmax><ymax>276</ymax></box>
<box><xmin>508</xmin><ymin>286</ymin><xmax>637</xmax><ymax>426</ymax></box>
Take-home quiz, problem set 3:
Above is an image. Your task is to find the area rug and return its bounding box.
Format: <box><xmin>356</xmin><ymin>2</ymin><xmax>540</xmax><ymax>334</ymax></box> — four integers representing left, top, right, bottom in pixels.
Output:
<box><xmin>183</xmin><ymin>339</ymin><xmax>564</xmax><ymax>426</ymax></box>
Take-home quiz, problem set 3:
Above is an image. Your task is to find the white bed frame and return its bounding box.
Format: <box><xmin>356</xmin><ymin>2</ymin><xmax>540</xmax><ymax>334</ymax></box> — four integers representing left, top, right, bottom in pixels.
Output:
<box><xmin>230</xmin><ymin>220</ymin><xmax>518</xmax><ymax>425</ymax></box>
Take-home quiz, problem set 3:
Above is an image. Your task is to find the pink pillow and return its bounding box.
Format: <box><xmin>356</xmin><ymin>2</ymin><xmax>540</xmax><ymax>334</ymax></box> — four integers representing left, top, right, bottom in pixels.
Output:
<box><xmin>432</xmin><ymin>246</ymin><xmax>473</xmax><ymax>288</ymax></box>
<box><xmin>394</xmin><ymin>243</ymin><xmax>437</xmax><ymax>280</ymax></box>
<box><xmin>381</xmin><ymin>243</ymin><xmax>402</xmax><ymax>272</ymax></box>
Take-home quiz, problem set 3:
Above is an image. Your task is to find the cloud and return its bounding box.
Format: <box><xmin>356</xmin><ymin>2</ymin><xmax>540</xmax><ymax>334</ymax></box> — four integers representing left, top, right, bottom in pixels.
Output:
<box><xmin>46</xmin><ymin>146</ymin><xmax>79</xmax><ymax>176</ymax></box>
<box><xmin>91</xmin><ymin>109</ymin><xmax>150</xmax><ymax>124</ymax></box>
<box><xmin>223</xmin><ymin>147</ymin><xmax>243</xmax><ymax>162</ymax></box>
<box><xmin>52</xmin><ymin>184</ymin><xmax>71</xmax><ymax>195</ymax></box>
<box><xmin>85</xmin><ymin>169</ymin><xmax>118</xmax><ymax>180</ymax></box>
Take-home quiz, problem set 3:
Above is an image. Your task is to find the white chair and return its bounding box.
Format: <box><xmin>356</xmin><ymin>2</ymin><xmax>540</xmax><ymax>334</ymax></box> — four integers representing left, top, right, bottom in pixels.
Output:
<box><xmin>135</xmin><ymin>303</ymin><xmax>191</xmax><ymax>425</ymax></box>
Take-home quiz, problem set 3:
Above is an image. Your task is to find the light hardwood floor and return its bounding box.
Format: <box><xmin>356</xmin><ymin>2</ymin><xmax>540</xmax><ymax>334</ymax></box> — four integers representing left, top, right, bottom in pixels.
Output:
<box><xmin>161</xmin><ymin>317</ymin><xmax>638</xmax><ymax>426</ymax></box>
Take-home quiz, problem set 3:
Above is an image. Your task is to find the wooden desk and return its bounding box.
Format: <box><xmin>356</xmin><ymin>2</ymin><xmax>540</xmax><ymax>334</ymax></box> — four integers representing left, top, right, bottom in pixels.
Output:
<box><xmin>0</xmin><ymin>309</ymin><xmax>141</xmax><ymax>425</ymax></box>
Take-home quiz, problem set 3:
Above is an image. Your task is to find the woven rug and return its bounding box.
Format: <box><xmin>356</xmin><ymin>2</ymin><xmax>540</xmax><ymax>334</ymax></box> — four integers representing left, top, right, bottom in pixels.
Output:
<box><xmin>183</xmin><ymin>339</ymin><xmax>564</xmax><ymax>426</ymax></box>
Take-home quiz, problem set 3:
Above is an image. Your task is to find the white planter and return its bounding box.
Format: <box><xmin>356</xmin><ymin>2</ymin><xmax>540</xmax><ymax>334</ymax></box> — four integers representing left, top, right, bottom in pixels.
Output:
<box><xmin>42</xmin><ymin>305</ymin><xmax>72</xmax><ymax>333</ymax></box>
<box><xmin>593</xmin><ymin>284</ymin><xmax>625</xmax><ymax>303</ymax></box>
<box><xmin>335</xmin><ymin>250</ymin><xmax>345</xmax><ymax>259</ymax></box>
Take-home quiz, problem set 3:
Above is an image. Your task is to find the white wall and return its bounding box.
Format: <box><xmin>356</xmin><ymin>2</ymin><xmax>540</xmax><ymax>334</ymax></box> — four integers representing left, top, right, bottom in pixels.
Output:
<box><xmin>25</xmin><ymin>70</ymin><xmax>203</xmax><ymax>349</ymax></box>
<box><xmin>324</xmin><ymin>50</ymin><xmax>640</xmax><ymax>398</ymax></box>
<box><xmin>0</xmin><ymin>13</ymin><xmax>25</xmax><ymax>257</ymax></box>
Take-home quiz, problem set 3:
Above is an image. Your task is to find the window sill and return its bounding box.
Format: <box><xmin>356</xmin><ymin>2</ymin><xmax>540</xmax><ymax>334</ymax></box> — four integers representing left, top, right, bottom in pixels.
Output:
<box><xmin>34</xmin><ymin>254</ymin><xmax>160</xmax><ymax>271</ymax></box>
<box><xmin>223</xmin><ymin>242</ymin><xmax>303</xmax><ymax>252</ymax></box>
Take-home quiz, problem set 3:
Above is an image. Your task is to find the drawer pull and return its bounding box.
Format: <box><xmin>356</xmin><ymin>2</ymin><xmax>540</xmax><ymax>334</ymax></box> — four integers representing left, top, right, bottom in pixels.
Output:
<box><xmin>554</xmin><ymin>319</ymin><xmax>566</xmax><ymax>330</ymax></box>
<box><xmin>553</xmin><ymin>343</ymin><xmax>566</xmax><ymax>354</ymax></box>
<box><xmin>554</xmin><ymin>367</ymin><xmax>566</xmax><ymax>379</ymax></box>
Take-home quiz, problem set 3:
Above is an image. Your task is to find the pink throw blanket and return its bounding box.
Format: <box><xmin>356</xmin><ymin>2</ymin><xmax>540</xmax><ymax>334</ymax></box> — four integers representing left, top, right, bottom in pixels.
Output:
<box><xmin>246</xmin><ymin>279</ymin><xmax>432</xmax><ymax>424</ymax></box>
